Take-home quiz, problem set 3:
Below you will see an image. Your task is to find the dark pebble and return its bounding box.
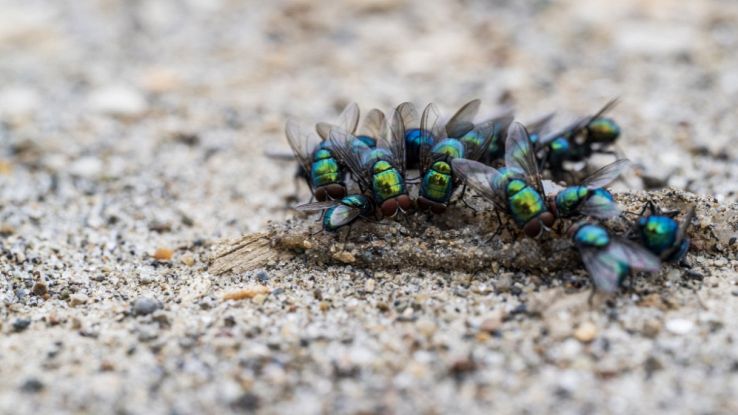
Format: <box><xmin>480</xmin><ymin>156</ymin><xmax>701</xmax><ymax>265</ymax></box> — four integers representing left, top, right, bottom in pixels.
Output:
<box><xmin>132</xmin><ymin>297</ymin><xmax>162</xmax><ymax>316</ymax></box>
<box><xmin>20</xmin><ymin>378</ymin><xmax>44</xmax><ymax>393</ymax></box>
<box><xmin>13</xmin><ymin>318</ymin><xmax>31</xmax><ymax>332</ymax></box>
<box><xmin>256</xmin><ymin>271</ymin><xmax>269</xmax><ymax>283</ymax></box>
<box><xmin>231</xmin><ymin>392</ymin><xmax>260</xmax><ymax>412</ymax></box>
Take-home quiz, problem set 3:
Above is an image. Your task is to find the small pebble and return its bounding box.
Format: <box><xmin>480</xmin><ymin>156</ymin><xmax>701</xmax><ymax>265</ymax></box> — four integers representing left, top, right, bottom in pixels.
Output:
<box><xmin>13</xmin><ymin>318</ymin><xmax>31</xmax><ymax>332</ymax></box>
<box><xmin>87</xmin><ymin>85</ymin><xmax>148</xmax><ymax>117</ymax></box>
<box><xmin>364</xmin><ymin>278</ymin><xmax>376</xmax><ymax>293</ymax></box>
<box><xmin>666</xmin><ymin>318</ymin><xmax>694</xmax><ymax>335</ymax></box>
<box><xmin>69</xmin><ymin>293</ymin><xmax>88</xmax><ymax>306</ymax></box>
<box><xmin>256</xmin><ymin>271</ymin><xmax>269</xmax><ymax>282</ymax></box>
<box><xmin>153</xmin><ymin>247</ymin><xmax>173</xmax><ymax>261</ymax></box>
<box><xmin>223</xmin><ymin>286</ymin><xmax>270</xmax><ymax>301</ymax></box>
<box><xmin>181</xmin><ymin>253</ymin><xmax>196</xmax><ymax>267</ymax></box>
<box><xmin>332</xmin><ymin>251</ymin><xmax>355</xmax><ymax>264</ymax></box>
<box><xmin>416</xmin><ymin>318</ymin><xmax>437</xmax><ymax>337</ymax></box>
<box><xmin>574</xmin><ymin>322</ymin><xmax>598</xmax><ymax>343</ymax></box>
<box><xmin>132</xmin><ymin>297</ymin><xmax>162</xmax><ymax>316</ymax></box>
<box><xmin>20</xmin><ymin>378</ymin><xmax>44</xmax><ymax>393</ymax></box>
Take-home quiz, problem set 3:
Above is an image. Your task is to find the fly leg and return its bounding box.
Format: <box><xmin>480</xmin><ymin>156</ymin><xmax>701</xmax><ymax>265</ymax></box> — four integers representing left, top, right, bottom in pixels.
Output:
<box><xmin>458</xmin><ymin>184</ymin><xmax>477</xmax><ymax>213</ymax></box>
<box><xmin>485</xmin><ymin>210</ymin><xmax>505</xmax><ymax>243</ymax></box>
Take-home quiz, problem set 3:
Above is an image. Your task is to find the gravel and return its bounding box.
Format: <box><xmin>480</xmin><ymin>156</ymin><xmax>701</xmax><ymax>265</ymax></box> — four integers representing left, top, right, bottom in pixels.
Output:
<box><xmin>1</xmin><ymin>1</ymin><xmax>737</xmax><ymax>414</ymax></box>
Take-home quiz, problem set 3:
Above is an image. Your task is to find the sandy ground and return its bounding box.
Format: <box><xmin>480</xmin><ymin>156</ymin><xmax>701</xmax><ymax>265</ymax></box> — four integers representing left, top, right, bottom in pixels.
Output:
<box><xmin>0</xmin><ymin>0</ymin><xmax>737</xmax><ymax>414</ymax></box>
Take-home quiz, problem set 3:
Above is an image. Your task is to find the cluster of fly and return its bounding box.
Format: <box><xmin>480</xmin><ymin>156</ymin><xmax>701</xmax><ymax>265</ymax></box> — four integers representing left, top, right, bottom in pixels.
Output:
<box><xmin>277</xmin><ymin>99</ymin><xmax>695</xmax><ymax>298</ymax></box>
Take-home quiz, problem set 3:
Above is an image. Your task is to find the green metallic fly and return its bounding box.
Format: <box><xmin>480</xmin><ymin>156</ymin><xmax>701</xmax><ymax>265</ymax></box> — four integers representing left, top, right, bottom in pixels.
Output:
<box><xmin>329</xmin><ymin>106</ymin><xmax>412</xmax><ymax>218</ymax></box>
<box><xmin>569</xmin><ymin>221</ymin><xmax>661</xmax><ymax>295</ymax></box>
<box><xmin>415</xmin><ymin>102</ymin><xmax>500</xmax><ymax>213</ymax></box>
<box><xmin>546</xmin><ymin>159</ymin><xmax>631</xmax><ymax>220</ymax></box>
<box><xmin>452</xmin><ymin>122</ymin><xmax>556</xmax><ymax>238</ymax></box>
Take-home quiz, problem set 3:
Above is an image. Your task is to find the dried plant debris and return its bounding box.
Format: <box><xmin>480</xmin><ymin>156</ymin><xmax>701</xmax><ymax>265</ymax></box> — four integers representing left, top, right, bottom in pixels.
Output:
<box><xmin>211</xmin><ymin>188</ymin><xmax>737</xmax><ymax>276</ymax></box>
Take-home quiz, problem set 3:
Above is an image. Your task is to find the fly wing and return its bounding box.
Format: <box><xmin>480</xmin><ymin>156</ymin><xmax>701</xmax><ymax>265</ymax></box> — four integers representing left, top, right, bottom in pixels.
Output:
<box><xmin>316</xmin><ymin>102</ymin><xmax>361</xmax><ymax>140</ymax></box>
<box><xmin>609</xmin><ymin>238</ymin><xmax>662</xmax><ymax>273</ymax></box>
<box><xmin>388</xmin><ymin>105</ymin><xmax>408</xmax><ymax>176</ymax></box>
<box><xmin>537</xmin><ymin>98</ymin><xmax>619</xmax><ymax>148</ymax></box>
<box><xmin>451</xmin><ymin>158</ymin><xmax>507</xmax><ymax>209</ymax></box>
<box><xmin>578</xmin><ymin>192</ymin><xmax>621</xmax><ymax>219</ymax></box>
<box><xmin>361</xmin><ymin>108</ymin><xmax>387</xmax><ymax>141</ymax></box>
<box><xmin>294</xmin><ymin>200</ymin><xmax>341</xmax><ymax>213</ymax></box>
<box><xmin>396</xmin><ymin>101</ymin><xmax>419</xmax><ymax>132</ymax></box>
<box><xmin>527</xmin><ymin>112</ymin><xmax>556</xmax><ymax>135</ymax></box>
<box><xmin>325</xmin><ymin>204</ymin><xmax>363</xmax><ymax>228</ymax></box>
<box><xmin>445</xmin><ymin>99</ymin><xmax>481</xmax><ymax>138</ymax></box>
<box><xmin>505</xmin><ymin>121</ymin><xmax>545</xmax><ymax>194</ymax></box>
<box><xmin>418</xmin><ymin>103</ymin><xmax>441</xmax><ymax>173</ymax></box>
<box><xmin>328</xmin><ymin>127</ymin><xmax>372</xmax><ymax>192</ymax></box>
<box><xmin>462</xmin><ymin>118</ymin><xmax>497</xmax><ymax>162</ymax></box>
<box><xmin>285</xmin><ymin>118</ymin><xmax>321</xmax><ymax>175</ymax></box>
<box><xmin>581</xmin><ymin>159</ymin><xmax>631</xmax><ymax>189</ymax></box>
<box><xmin>578</xmin><ymin>246</ymin><xmax>624</xmax><ymax>293</ymax></box>
<box><xmin>338</xmin><ymin>102</ymin><xmax>360</xmax><ymax>135</ymax></box>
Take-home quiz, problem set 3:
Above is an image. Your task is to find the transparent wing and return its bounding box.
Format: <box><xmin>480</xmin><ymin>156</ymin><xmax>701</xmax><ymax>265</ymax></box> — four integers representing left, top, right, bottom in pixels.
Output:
<box><xmin>388</xmin><ymin>105</ymin><xmax>407</xmax><ymax>176</ymax></box>
<box><xmin>326</xmin><ymin>204</ymin><xmax>363</xmax><ymax>227</ymax></box>
<box><xmin>462</xmin><ymin>118</ymin><xmax>497</xmax><ymax>162</ymax></box>
<box><xmin>609</xmin><ymin>238</ymin><xmax>662</xmax><ymax>272</ymax></box>
<box><xmin>526</xmin><ymin>112</ymin><xmax>556</xmax><ymax>135</ymax></box>
<box><xmin>418</xmin><ymin>103</ymin><xmax>441</xmax><ymax>173</ymax></box>
<box><xmin>505</xmin><ymin>121</ymin><xmax>544</xmax><ymax>194</ymax></box>
<box><xmin>445</xmin><ymin>99</ymin><xmax>481</xmax><ymax>138</ymax></box>
<box><xmin>538</xmin><ymin>98</ymin><xmax>619</xmax><ymax>148</ymax></box>
<box><xmin>294</xmin><ymin>200</ymin><xmax>341</xmax><ymax>212</ymax></box>
<box><xmin>579</xmin><ymin>246</ymin><xmax>624</xmax><ymax>293</ymax></box>
<box><xmin>396</xmin><ymin>102</ymin><xmax>419</xmax><ymax>132</ymax></box>
<box><xmin>578</xmin><ymin>193</ymin><xmax>621</xmax><ymax>219</ymax></box>
<box><xmin>581</xmin><ymin>159</ymin><xmax>631</xmax><ymax>189</ymax></box>
<box><xmin>285</xmin><ymin>118</ymin><xmax>320</xmax><ymax>175</ymax></box>
<box><xmin>338</xmin><ymin>102</ymin><xmax>360</xmax><ymax>135</ymax></box>
<box><xmin>328</xmin><ymin>127</ymin><xmax>372</xmax><ymax>192</ymax></box>
<box><xmin>316</xmin><ymin>102</ymin><xmax>360</xmax><ymax>140</ymax></box>
<box><xmin>360</xmin><ymin>108</ymin><xmax>387</xmax><ymax>141</ymax></box>
<box><xmin>451</xmin><ymin>158</ymin><xmax>507</xmax><ymax>209</ymax></box>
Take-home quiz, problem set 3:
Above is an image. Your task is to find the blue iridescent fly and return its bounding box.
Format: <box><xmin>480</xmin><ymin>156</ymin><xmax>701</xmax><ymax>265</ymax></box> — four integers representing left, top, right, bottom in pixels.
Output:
<box><xmin>547</xmin><ymin>159</ymin><xmax>631</xmax><ymax>220</ymax></box>
<box><xmin>400</xmin><ymin>100</ymin><xmax>485</xmax><ymax>169</ymax></box>
<box><xmin>414</xmin><ymin>103</ymin><xmax>500</xmax><ymax>213</ymax></box>
<box><xmin>317</xmin><ymin>107</ymin><xmax>388</xmax><ymax>152</ymax></box>
<box><xmin>536</xmin><ymin>99</ymin><xmax>620</xmax><ymax>174</ymax></box>
<box><xmin>631</xmin><ymin>201</ymin><xmax>696</xmax><ymax>262</ymax></box>
<box><xmin>569</xmin><ymin>221</ymin><xmax>661</xmax><ymax>294</ymax></box>
<box><xmin>329</xmin><ymin>106</ymin><xmax>412</xmax><ymax>218</ymax></box>
<box><xmin>472</xmin><ymin>112</ymin><xmax>550</xmax><ymax>165</ymax></box>
<box><xmin>295</xmin><ymin>194</ymin><xmax>375</xmax><ymax>233</ymax></box>
<box><xmin>452</xmin><ymin>122</ymin><xmax>556</xmax><ymax>238</ymax></box>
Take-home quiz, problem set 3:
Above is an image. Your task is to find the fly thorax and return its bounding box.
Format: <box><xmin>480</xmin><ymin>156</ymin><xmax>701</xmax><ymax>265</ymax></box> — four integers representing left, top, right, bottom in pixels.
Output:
<box><xmin>574</xmin><ymin>224</ymin><xmax>610</xmax><ymax>248</ymax></box>
<box><xmin>313</xmin><ymin>148</ymin><xmax>333</xmax><ymax>161</ymax></box>
<box><xmin>587</xmin><ymin>118</ymin><xmax>620</xmax><ymax>143</ymax></box>
<box><xmin>431</xmin><ymin>139</ymin><xmax>465</xmax><ymax>159</ymax></box>
<box><xmin>355</xmin><ymin>135</ymin><xmax>377</xmax><ymax>148</ymax></box>
<box><xmin>460</xmin><ymin>130</ymin><xmax>482</xmax><ymax>148</ymax></box>
<box><xmin>641</xmin><ymin>216</ymin><xmax>678</xmax><ymax>253</ymax></box>
<box><xmin>506</xmin><ymin>179</ymin><xmax>526</xmax><ymax>197</ymax></box>
<box><xmin>550</xmin><ymin>137</ymin><xmax>570</xmax><ymax>159</ymax></box>
<box><xmin>555</xmin><ymin>186</ymin><xmax>588</xmax><ymax>216</ymax></box>
<box><xmin>431</xmin><ymin>161</ymin><xmax>452</xmax><ymax>175</ymax></box>
<box><xmin>373</xmin><ymin>160</ymin><xmax>392</xmax><ymax>175</ymax></box>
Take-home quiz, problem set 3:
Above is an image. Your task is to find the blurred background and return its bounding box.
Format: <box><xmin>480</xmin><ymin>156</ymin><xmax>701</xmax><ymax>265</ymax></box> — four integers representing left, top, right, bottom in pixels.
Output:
<box><xmin>1</xmin><ymin>1</ymin><xmax>737</xmax><ymax>413</ymax></box>
<box><xmin>1</xmin><ymin>0</ymin><xmax>736</xmax><ymax>237</ymax></box>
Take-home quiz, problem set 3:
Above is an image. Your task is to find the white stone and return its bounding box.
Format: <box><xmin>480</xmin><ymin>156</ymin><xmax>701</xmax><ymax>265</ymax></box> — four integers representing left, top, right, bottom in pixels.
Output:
<box><xmin>665</xmin><ymin>318</ymin><xmax>694</xmax><ymax>335</ymax></box>
<box><xmin>87</xmin><ymin>85</ymin><xmax>147</xmax><ymax>117</ymax></box>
